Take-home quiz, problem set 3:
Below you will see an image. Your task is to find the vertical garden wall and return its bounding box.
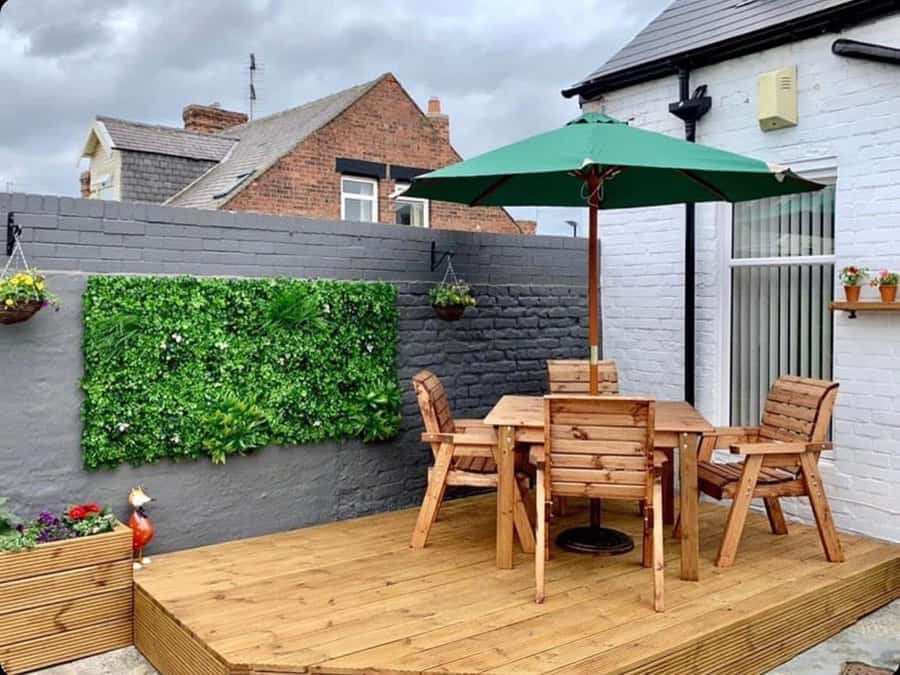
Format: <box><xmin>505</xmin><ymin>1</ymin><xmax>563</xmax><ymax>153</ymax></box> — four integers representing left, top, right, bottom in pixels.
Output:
<box><xmin>0</xmin><ymin>193</ymin><xmax>587</xmax><ymax>552</ymax></box>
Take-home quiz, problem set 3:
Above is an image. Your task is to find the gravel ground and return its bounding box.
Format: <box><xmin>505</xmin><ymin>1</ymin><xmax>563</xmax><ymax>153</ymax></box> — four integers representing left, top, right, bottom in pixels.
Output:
<box><xmin>31</xmin><ymin>600</ymin><xmax>899</xmax><ymax>675</ymax></box>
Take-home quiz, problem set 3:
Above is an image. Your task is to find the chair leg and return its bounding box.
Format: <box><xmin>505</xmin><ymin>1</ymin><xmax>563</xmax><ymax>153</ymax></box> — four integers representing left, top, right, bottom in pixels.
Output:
<box><xmin>652</xmin><ymin>474</ymin><xmax>664</xmax><ymax>612</ymax></box>
<box><xmin>535</xmin><ymin>469</ymin><xmax>547</xmax><ymax>604</ymax></box>
<box><xmin>411</xmin><ymin>444</ymin><xmax>453</xmax><ymax>549</ymax></box>
<box><xmin>799</xmin><ymin>453</ymin><xmax>845</xmax><ymax>563</ymax></box>
<box><xmin>716</xmin><ymin>454</ymin><xmax>762</xmax><ymax>568</ymax></box>
<box><xmin>764</xmin><ymin>497</ymin><xmax>788</xmax><ymax>535</ymax></box>
<box><xmin>642</xmin><ymin>499</ymin><xmax>652</xmax><ymax>568</ymax></box>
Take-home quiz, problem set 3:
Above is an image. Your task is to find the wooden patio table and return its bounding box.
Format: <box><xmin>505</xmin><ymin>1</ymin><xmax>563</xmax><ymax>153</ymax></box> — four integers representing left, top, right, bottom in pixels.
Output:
<box><xmin>484</xmin><ymin>395</ymin><xmax>714</xmax><ymax>580</ymax></box>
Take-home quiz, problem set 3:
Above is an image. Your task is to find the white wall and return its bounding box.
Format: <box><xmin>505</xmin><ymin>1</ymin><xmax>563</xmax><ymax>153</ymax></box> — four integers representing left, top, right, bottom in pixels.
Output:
<box><xmin>584</xmin><ymin>13</ymin><xmax>900</xmax><ymax>542</ymax></box>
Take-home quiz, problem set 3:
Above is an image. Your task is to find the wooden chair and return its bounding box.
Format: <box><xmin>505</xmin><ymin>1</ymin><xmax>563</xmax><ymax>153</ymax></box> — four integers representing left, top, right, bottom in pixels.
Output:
<box><xmin>696</xmin><ymin>375</ymin><xmax>844</xmax><ymax>568</ymax></box>
<box><xmin>531</xmin><ymin>396</ymin><xmax>666</xmax><ymax>611</ymax></box>
<box><xmin>411</xmin><ymin>370</ymin><xmax>532</xmax><ymax>549</ymax></box>
<box><xmin>547</xmin><ymin>359</ymin><xmax>619</xmax><ymax>395</ymax></box>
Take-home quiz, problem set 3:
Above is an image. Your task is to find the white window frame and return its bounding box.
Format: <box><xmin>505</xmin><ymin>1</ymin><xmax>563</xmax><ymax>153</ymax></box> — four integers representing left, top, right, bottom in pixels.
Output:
<box><xmin>717</xmin><ymin>159</ymin><xmax>837</xmax><ymax>428</ymax></box>
<box><xmin>391</xmin><ymin>181</ymin><xmax>430</xmax><ymax>228</ymax></box>
<box><xmin>340</xmin><ymin>176</ymin><xmax>379</xmax><ymax>223</ymax></box>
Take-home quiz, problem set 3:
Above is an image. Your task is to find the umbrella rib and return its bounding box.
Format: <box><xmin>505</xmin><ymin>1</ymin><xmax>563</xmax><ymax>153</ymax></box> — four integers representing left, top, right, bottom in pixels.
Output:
<box><xmin>678</xmin><ymin>169</ymin><xmax>731</xmax><ymax>202</ymax></box>
<box><xmin>469</xmin><ymin>175</ymin><xmax>513</xmax><ymax>206</ymax></box>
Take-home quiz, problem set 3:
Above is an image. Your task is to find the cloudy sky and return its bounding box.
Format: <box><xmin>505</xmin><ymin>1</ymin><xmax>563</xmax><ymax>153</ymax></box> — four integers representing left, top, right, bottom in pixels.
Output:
<box><xmin>0</xmin><ymin>0</ymin><xmax>668</xmax><ymax>235</ymax></box>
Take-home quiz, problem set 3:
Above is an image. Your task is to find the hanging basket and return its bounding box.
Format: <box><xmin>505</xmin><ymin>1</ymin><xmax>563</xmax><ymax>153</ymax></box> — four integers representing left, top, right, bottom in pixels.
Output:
<box><xmin>429</xmin><ymin>257</ymin><xmax>476</xmax><ymax>322</ymax></box>
<box><xmin>0</xmin><ymin>299</ymin><xmax>44</xmax><ymax>325</ymax></box>
<box><xmin>1</xmin><ymin>227</ymin><xmax>58</xmax><ymax>325</ymax></box>
<box><xmin>432</xmin><ymin>304</ymin><xmax>468</xmax><ymax>322</ymax></box>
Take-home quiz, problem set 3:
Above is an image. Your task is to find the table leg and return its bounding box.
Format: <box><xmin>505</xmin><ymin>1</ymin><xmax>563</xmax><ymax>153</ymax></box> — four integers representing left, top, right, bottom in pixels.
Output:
<box><xmin>495</xmin><ymin>425</ymin><xmax>516</xmax><ymax>569</ymax></box>
<box><xmin>662</xmin><ymin>447</ymin><xmax>675</xmax><ymax>526</ymax></box>
<box><xmin>679</xmin><ymin>432</ymin><xmax>700</xmax><ymax>581</ymax></box>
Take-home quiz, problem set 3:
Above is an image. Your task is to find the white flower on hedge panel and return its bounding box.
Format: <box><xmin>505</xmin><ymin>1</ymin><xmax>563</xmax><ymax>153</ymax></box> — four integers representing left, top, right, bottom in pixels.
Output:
<box><xmin>215</xmin><ymin>341</ymin><xmax>229</xmax><ymax>350</ymax></box>
<box><xmin>116</xmin><ymin>422</ymin><xmax>130</xmax><ymax>433</ymax></box>
<box><xmin>170</xmin><ymin>433</ymin><xmax>181</xmax><ymax>444</ymax></box>
<box><xmin>160</xmin><ymin>342</ymin><xmax>167</xmax><ymax>350</ymax></box>
<box><xmin>172</xmin><ymin>333</ymin><xmax>183</xmax><ymax>343</ymax></box>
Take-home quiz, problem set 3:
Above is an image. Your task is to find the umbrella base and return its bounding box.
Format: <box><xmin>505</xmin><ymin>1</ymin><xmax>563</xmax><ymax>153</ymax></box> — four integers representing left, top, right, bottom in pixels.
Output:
<box><xmin>556</xmin><ymin>526</ymin><xmax>635</xmax><ymax>556</ymax></box>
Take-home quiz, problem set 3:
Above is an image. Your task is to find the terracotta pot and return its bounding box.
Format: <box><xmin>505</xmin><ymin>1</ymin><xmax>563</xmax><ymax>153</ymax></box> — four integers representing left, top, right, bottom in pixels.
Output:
<box><xmin>433</xmin><ymin>304</ymin><xmax>467</xmax><ymax>321</ymax></box>
<box><xmin>843</xmin><ymin>285</ymin><xmax>861</xmax><ymax>303</ymax></box>
<box><xmin>0</xmin><ymin>299</ymin><xmax>43</xmax><ymax>325</ymax></box>
<box><xmin>879</xmin><ymin>285</ymin><xmax>897</xmax><ymax>303</ymax></box>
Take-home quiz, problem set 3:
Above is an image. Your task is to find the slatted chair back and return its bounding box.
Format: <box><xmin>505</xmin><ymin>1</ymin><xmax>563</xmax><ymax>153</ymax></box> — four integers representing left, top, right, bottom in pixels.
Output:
<box><xmin>412</xmin><ymin>370</ymin><xmax>457</xmax><ymax>438</ymax></box>
<box><xmin>759</xmin><ymin>375</ymin><xmax>839</xmax><ymax>445</ymax></box>
<box><xmin>544</xmin><ymin>396</ymin><xmax>655</xmax><ymax>502</ymax></box>
<box><xmin>547</xmin><ymin>359</ymin><xmax>619</xmax><ymax>395</ymax></box>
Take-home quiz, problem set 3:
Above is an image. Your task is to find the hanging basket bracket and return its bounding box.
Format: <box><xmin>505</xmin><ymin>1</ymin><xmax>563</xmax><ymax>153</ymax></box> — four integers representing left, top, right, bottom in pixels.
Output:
<box><xmin>430</xmin><ymin>241</ymin><xmax>454</xmax><ymax>272</ymax></box>
<box><xmin>6</xmin><ymin>212</ymin><xmax>20</xmax><ymax>257</ymax></box>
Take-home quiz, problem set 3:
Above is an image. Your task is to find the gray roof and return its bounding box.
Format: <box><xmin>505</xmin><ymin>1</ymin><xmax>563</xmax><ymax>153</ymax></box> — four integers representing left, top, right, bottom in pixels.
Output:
<box><xmin>564</xmin><ymin>0</ymin><xmax>899</xmax><ymax>98</ymax></box>
<box><xmin>97</xmin><ymin>116</ymin><xmax>237</xmax><ymax>162</ymax></box>
<box><xmin>165</xmin><ymin>75</ymin><xmax>385</xmax><ymax>209</ymax></box>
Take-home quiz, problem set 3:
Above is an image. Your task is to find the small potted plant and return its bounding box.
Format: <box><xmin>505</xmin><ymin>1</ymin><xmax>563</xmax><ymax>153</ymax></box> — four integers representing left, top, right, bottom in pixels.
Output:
<box><xmin>870</xmin><ymin>269</ymin><xmax>899</xmax><ymax>303</ymax></box>
<box><xmin>0</xmin><ymin>269</ymin><xmax>59</xmax><ymax>325</ymax></box>
<box><xmin>429</xmin><ymin>280</ymin><xmax>477</xmax><ymax>321</ymax></box>
<box><xmin>838</xmin><ymin>266</ymin><xmax>868</xmax><ymax>303</ymax></box>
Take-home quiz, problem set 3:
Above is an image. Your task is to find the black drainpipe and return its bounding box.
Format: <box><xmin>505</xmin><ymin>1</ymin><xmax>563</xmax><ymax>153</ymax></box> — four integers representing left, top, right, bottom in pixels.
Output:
<box><xmin>669</xmin><ymin>68</ymin><xmax>711</xmax><ymax>406</ymax></box>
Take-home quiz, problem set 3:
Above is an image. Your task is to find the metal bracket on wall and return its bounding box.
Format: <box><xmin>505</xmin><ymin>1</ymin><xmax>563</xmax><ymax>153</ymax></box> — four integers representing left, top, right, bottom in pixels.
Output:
<box><xmin>430</xmin><ymin>241</ymin><xmax>454</xmax><ymax>272</ymax></box>
<box><xmin>6</xmin><ymin>212</ymin><xmax>20</xmax><ymax>257</ymax></box>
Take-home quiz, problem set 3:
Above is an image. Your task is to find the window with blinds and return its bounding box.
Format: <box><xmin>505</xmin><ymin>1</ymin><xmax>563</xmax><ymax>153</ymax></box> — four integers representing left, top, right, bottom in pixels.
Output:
<box><xmin>730</xmin><ymin>185</ymin><xmax>835</xmax><ymax>426</ymax></box>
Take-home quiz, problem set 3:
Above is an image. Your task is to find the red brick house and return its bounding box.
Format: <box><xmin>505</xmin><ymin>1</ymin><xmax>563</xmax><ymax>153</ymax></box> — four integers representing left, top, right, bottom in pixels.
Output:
<box><xmin>79</xmin><ymin>73</ymin><xmax>531</xmax><ymax>234</ymax></box>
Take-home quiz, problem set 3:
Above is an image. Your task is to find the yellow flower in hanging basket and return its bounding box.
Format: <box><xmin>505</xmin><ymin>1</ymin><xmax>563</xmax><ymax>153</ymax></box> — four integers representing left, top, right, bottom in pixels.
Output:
<box><xmin>37</xmin><ymin>282</ymin><xmax>45</xmax><ymax>291</ymax></box>
<box><xmin>22</xmin><ymin>276</ymin><xmax>34</xmax><ymax>286</ymax></box>
<box><xmin>4</xmin><ymin>299</ymin><xmax>13</xmax><ymax>307</ymax></box>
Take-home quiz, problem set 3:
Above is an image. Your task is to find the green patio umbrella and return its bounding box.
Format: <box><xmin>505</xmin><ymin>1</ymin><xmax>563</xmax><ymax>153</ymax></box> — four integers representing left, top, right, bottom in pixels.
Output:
<box><xmin>406</xmin><ymin>112</ymin><xmax>823</xmax><ymax>394</ymax></box>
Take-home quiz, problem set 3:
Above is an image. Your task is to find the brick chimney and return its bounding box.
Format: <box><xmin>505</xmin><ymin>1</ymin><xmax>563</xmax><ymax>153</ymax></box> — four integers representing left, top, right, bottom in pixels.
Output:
<box><xmin>183</xmin><ymin>103</ymin><xmax>248</xmax><ymax>134</ymax></box>
<box><xmin>80</xmin><ymin>170</ymin><xmax>91</xmax><ymax>198</ymax></box>
<box><xmin>426</xmin><ymin>97</ymin><xmax>449</xmax><ymax>145</ymax></box>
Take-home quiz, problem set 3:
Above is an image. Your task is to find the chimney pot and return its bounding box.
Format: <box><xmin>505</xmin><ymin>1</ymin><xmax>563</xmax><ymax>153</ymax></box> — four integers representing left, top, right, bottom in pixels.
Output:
<box><xmin>427</xmin><ymin>97</ymin><xmax>442</xmax><ymax>115</ymax></box>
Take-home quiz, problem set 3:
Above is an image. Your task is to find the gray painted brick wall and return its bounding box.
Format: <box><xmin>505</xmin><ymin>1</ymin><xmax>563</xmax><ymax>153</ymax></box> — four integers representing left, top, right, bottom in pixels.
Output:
<box><xmin>0</xmin><ymin>193</ymin><xmax>587</xmax><ymax>553</ymax></box>
<box><xmin>119</xmin><ymin>151</ymin><xmax>217</xmax><ymax>203</ymax></box>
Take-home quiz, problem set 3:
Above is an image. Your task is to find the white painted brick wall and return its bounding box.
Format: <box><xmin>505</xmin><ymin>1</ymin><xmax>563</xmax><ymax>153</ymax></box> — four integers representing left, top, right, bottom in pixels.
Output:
<box><xmin>584</xmin><ymin>14</ymin><xmax>900</xmax><ymax>542</ymax></box>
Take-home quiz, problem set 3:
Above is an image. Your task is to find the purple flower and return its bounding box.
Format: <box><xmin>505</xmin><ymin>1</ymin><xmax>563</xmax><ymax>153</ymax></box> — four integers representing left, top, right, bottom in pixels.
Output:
<box><xmin>38</xmin><ymin>511</ymin><xmax>56</xmax><ymax>524</ymax></box>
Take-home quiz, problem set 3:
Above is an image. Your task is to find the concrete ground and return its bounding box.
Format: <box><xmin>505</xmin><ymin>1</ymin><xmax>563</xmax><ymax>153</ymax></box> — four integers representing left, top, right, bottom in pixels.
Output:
<box><xmin>32</xmin><ymin>600</ymin><xmax>899</xmax><ymax>675</ymax></box>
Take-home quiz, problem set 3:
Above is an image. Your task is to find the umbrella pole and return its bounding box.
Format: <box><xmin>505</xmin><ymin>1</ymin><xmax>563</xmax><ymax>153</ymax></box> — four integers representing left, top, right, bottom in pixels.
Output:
<box><xmin>587</xmin><ymin>173</ymin><xmax>600</xmax><ymax>395</ymax></box>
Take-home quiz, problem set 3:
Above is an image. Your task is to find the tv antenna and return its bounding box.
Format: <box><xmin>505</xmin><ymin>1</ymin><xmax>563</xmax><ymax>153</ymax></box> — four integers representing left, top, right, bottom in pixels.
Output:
<box><xmin>249</xmin><ymin>53</ymin><xmax>258</xmax><ymax>120</ymax></box>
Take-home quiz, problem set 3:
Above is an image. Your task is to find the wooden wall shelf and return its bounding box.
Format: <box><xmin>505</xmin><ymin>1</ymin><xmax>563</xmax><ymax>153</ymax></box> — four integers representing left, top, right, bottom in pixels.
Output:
<box><xmin>830</xmin><ymin>301</ymin><xmax>900</xmax><ymax>318</ymax></box>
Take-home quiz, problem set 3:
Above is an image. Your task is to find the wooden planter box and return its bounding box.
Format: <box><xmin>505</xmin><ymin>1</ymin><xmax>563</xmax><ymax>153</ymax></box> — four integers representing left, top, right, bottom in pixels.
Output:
<box><xmin>0</xmin><ymin>523</ymin><xmax>133</xmax><ymax>674</ymax></box>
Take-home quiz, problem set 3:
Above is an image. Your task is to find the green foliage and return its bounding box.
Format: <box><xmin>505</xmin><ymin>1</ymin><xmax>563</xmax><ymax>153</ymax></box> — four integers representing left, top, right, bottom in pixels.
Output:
<box><xmin>0</xmin><ymin>497</ymin><xmax>20</xmax><ymax>537</ymax></box>
<box><xmin>429</xmin><ymin>281</ymin><xmax>477</xmax><ymax>307</ymax></box>
<box><xmin>81</xmin><ymin>276</ymin><xmax>400</xmax><ymax>468</ymax></box>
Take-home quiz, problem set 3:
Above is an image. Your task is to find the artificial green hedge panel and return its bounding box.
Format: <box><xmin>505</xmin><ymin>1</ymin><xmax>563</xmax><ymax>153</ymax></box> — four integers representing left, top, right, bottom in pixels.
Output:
<box><xmin>81</xmin><ymin>276</ymin><xmax>400</xmax><ymax>468</ymax></box>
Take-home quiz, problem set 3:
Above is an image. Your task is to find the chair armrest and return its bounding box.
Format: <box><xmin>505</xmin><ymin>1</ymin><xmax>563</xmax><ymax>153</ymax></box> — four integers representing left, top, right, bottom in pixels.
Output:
<box><xmin>730</xmin><ymin>441</ymin><xmax>832</xmax><ymax>455</ymax></box>
<box><xmin>421</xmin><ymin>432</ymin><xmax>453</xmax><ymax>444</ymax></box>
<box><xmin>529</xmin><ymin>444</ymin><xmax>545</xmax><ymax>466</ymax></box>
<box><xmin>653</xmin><ymin>450</ymin><xmax>668</xmax><ymax>468</ymax></box>
<box><xmin>709</xmin><ymin>426</ymin><xmax>760</xmax><ymax>448</ymax></box>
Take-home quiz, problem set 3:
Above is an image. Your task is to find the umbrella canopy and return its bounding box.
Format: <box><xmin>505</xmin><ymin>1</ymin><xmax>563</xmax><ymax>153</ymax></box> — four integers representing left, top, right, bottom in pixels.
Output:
<box><xmin>406</xmin><ymin>112</ymin><xmax>824</xmax><ymax>395</ymax></box>
<box><xmin>404</xmin><ymin>112</ymin><xmax>821</xmax><ymax>207</ymax></box>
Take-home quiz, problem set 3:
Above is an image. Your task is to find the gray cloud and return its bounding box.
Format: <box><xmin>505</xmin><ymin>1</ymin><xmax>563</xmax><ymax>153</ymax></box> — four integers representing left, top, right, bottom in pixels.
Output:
<box><xmin>0</xmin><ymin>0</ymin><xmax>669</xmax><ymax>233</ymax></box>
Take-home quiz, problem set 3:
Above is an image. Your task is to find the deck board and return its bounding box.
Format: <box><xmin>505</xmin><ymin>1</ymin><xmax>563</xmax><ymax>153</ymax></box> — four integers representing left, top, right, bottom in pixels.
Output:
<box><xmin>134</xmin><ymin>495</ymin><xmax>900</xmax><ymax>675</ymax></box>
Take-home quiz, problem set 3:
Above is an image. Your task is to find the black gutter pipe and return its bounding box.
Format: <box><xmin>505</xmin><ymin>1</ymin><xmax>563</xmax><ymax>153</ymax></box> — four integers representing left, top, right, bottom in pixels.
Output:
<box><xmin>668</xmin><ymin>68</ymin><xmax>711</xmax><ymax>406</ymax></box>
<box><xmin>832</xmin><ymin>38</ymin><xmax>900</xmax><ymax>65</ymax></box>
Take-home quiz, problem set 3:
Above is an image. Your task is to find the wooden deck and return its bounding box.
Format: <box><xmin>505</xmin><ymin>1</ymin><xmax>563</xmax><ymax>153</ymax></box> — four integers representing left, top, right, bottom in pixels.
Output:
<box><xmin>134</xmin><ymin>495</ymin><xmax>900</xmax><ymax>675</ymax></box>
